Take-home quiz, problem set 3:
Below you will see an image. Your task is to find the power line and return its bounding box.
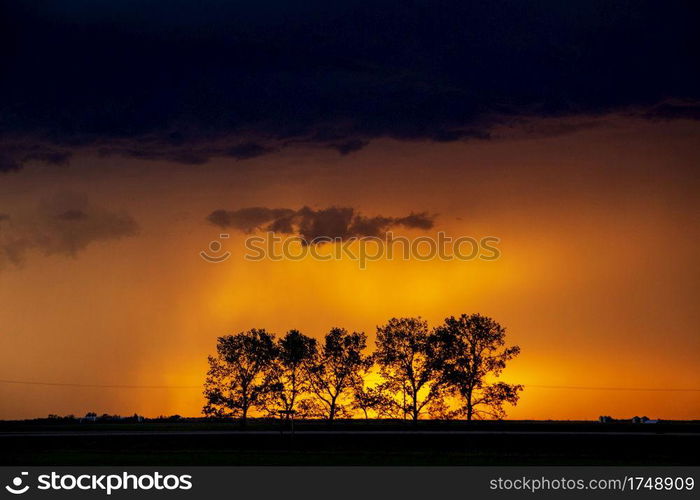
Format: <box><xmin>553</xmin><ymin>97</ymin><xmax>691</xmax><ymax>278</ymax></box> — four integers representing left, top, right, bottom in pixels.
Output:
<box><xmin>526</xmin><ymin>384</ymin><xmax>700</xmax><ymax>392</ymax></box>
<box><xmin>0</xmin><ymin>378</ymin><xmax>699</xmax><ymax>392</ymax></box>
<box><xmin>0</xmin><ymin>379</ymin><xmax>200</xmax><ymax>389</ymax></box>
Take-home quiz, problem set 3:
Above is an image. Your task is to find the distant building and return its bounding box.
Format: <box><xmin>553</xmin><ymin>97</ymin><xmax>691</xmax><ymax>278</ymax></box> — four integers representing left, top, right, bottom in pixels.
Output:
<box><xmin>632</xmin><ymin>416</ymin><xmax>659</xmax><ymax>424</ymax></box>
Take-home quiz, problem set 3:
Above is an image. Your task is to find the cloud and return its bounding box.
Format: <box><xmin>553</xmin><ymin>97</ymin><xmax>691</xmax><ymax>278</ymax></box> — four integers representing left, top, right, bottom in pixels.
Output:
<box><xmin>0</xmin><ymin>193</ymin><xmax>139</xmax><ymax>268</ymax></box>
<box><xmin>207</xmin><ymin>207</ymin><xmax>296</xmax><ymax>233</ymax></box>
<box><xmin>0</xmin><ymin>144</ymin><xmax>71</xmax><ymax>173</ymax></box>
<box><xmin>207</xmin><ymin>206</ymin><xmax>435</xmax><ymax>243</ymax></box>
<box><xmin>93</xmin><ymin>139</ymin><xmax>276</xmax><ymax>166</ymax></box>
<box><xmin>225</xmin><ymin>142</ymin><xmax>277</xmax><ymax>160</ymax></box>
<box><xmin>331</xmin><ymin>140</ymin><xmax>370</xmax><ymax>156</ymax></box>
<box><xmin>1</xmin><ymin>1</ymin><xmax>698</xmax><ymax>170</ymax></box>
<box><xmin>640</xmin><ymin>100</ymin><xmax>700</xmax><ymax>121</ymax></box>
<box><xmin>394</xmin><ymin>213</ymin><xmax>435</xmax><ymax>230</ymax></box>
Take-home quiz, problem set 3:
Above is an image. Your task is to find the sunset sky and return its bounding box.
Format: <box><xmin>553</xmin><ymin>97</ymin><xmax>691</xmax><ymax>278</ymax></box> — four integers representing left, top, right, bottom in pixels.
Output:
<box><xmin>1</xmin><ymin>1</ymin><xmax>699</xmax><ymax>420</ymax></box>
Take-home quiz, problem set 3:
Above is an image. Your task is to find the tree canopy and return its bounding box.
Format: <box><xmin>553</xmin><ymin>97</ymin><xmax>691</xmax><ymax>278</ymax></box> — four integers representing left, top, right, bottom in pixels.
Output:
<box><xmin>202</xmin><ymin>314</ymin><xmax>522</xmax><ymax>422</ymax></box>
<box><xmin>434</xmin><ymin>314</ymin><xmax>522</xmax><ymax>420</ymax></box>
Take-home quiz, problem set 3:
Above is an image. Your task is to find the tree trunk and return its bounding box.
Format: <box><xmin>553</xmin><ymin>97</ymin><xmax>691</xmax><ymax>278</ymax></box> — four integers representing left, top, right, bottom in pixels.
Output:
<box><xmin>465</xmin><ymin>387</ymin><xmax>473</xmax><ymax>421</ymax></box>
<box><xmin>328</xmin><ymin>401</ymin><xmax>336</xmax><ymax>425</ymax></box>
<box><xmin>241</xmin><ymin>386</ymin><xmax>248</xmax><ymax>427</ymax></box>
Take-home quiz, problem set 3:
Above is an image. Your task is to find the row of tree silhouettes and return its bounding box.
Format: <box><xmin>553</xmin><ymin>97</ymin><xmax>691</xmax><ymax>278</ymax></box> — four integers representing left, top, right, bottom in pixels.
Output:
<box><xmin>203</xmin><ymin>314</ymin><xmax>522</xmax><ymax>425</ymax></box>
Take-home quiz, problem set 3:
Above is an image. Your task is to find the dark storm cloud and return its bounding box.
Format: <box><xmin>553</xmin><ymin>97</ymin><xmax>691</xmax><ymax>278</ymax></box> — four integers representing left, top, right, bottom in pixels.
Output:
<box><xmin>95</xmin><ymin>139</ymin><xmax>276</xmax><ymax>165</ymax></box>
<box><xmin>1</xmin><ymin>0</ymin><xmax>699</xmax><ymax>170</ymax></box>
<box><xmin>225</xmin><ymin>142</ymin><xmax>277</xmax><ymax>160</ymax></box>
<box><xmin>0</xmin><ymin>193</ymin><xmax>139</xmax><ymax>267</ymax></box>
<box><xmin>394</xmin><ymin>213</ymin><xmax>435</xmax><ymax>230</ymax></box>
<box><xmin>207</xmin><ymin>207</ymin><xmax>297</xmax><ymax>233</ymax></box>
<box><xmin>208</xmin><ymin>206</ymin><xmax>435</xmax><ymax>243</ymax></box>
<box><xmin>331</xmin><ymin>140</ymin><xmax>370</xmax><ymax>156</ymax></box>
<box><xmin>0</xmin><ymin>144</ymin><xmax>71</xmax><ymax>172</ymax></box>
<box><xmin>641</xmin><ymin>101</ymin><xmax>700</xmax><ymax>121</ymax></box>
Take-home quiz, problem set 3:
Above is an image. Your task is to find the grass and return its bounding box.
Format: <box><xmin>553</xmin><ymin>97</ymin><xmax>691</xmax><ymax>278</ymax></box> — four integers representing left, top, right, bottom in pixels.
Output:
<box><xmin>1</xmin><ymin>420</ymin><xmax>698</xmax><ymax>466</ymax></box>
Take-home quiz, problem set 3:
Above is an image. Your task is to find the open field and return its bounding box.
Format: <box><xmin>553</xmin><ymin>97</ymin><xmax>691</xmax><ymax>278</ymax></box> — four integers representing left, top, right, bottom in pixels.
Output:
<box><xmin>1</xmin><ymin>420</ymin><xmax>698</xmax><ymax>466</ymax></box>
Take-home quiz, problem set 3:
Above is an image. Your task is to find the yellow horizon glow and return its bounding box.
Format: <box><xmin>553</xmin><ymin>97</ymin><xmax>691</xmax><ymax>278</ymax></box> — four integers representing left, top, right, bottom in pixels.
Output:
<box><xmin>1</xmin><ymin>119</ymin><xmax>699</xmax><ymax>420</ymax></box>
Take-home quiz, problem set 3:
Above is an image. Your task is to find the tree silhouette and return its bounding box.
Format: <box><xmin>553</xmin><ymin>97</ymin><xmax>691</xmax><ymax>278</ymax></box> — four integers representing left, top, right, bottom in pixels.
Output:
<box><xmin>203</xmin><ymin>329</ymin><xmax>276</xmax><ymax>426</ymax></box>
<box><xmin>351</xmin><ymin>361</ymin><xmax>394</xmax><ymax>420</ymax></box>
<box><xmin>434</xmin><ymin>314</ymin><xmax>522</xmax><ymax>420</ymax></box>
<box><xmin>201</xmin><ymin>314</ymin><xmax>525</xmax><ymax>422</ymax></box>
<box><xmin>305</xmin><ymin>327</ymin><xmax>371</xmax><ymax>423</ymax></box>
<box><xmin>351</xmin><ymin>384</ymin><xmax>382</xmax><ymax>420</ymax></box>
<box><xmin>264</xmin><ymin>329</ymin><xmax>317</xmax><ymax>418</ymax></box>
<box><xmin>353</xmin><ymin>381</ymin><xmax>407</xmax><ymax>419</ymax></box>
<box><xmin>374</xmin><ymin>317</ymin><xmax>445</xmax><ymax>422</ymax></box>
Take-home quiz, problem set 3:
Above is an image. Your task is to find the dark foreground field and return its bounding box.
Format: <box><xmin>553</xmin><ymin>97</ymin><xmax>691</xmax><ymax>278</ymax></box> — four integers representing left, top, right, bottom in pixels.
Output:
<box><xmin>1</xmin><ymin>420</ymin><xmax>698</xmax><ymax>466</ymax></box>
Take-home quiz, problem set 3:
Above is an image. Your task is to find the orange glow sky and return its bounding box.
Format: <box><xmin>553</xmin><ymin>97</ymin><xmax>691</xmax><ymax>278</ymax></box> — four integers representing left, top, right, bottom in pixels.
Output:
<box><xmin>1</xmin><ymin>117</ymin><xmax>699</xmax><ymax>420</ymax></box>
